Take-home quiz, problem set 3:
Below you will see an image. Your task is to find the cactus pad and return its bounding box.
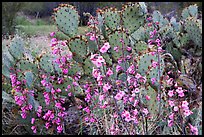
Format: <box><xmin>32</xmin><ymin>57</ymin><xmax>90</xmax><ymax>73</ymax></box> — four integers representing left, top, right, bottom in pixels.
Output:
<box><xmin>140</xmin><ymin>85</ymin><xmax>158</xmax><ymax>117</ymax></box>
<box><xmin>152</xmin><ymin>10</ymin><xmax>169</xmax><ymax>27</ymax></box>
<box><xmin>103</xmin><ymin>7</ymin><xmax>120</xmax><ymax>31</ymax></box>
<box><xmin>8</xmin><ymin>36</ymin><xmax>24</xmax><ymax>60</ymax></box>
<box><xmin>185</xmin><ymin>17</ymin><xmax>202</xmax><ymax>48</ymax></box>
<box><xmin>53</xmin><ymin>4</ymin><xmax>79</xmax><ymax>37</ymax></box>
<box><xmin>39</xmin><ymin>54</ymin><xmax>54</xmax><ymax>73</ymax></box>
<box><xmin>82</xmin><ymin>56</ymin><xmax>94</xmax><ymax>76</ymax></box>
<box><xmin>121</xmin><ymin>2</ymin><xmax>147</xmax><ymax>34</ymax></box>
<box><xmin>67</xmin><ymin>36</ymin><xmax>88</xmax><ymax>63</ymax></box>
<box><xmin>24</xmin><ymin>71</ymin><xmax>34</xmax><ymax>89</ymax></box>
<box><xmin>68</xmin><ymin>61</ymin><xmax>84</xmax><ymax>76</ymax></box>
<box><xmin>17</xmin><ymin>60</ymin><xmax>38</xmax><ymax>74</ymax></box>
<box><xmin>181</xmin><ymin>4</ymin><xmax>198</xmax><ymax>20</ymax></box>
<box><xmin>133</xmin><ymin>41</ymin><xmax>148</xmax><ymax>53</ymax></box>
<box><xmin>108</xmin><ymin>30</ymin><xmax>129</xmax><ymax>61</ymax></box>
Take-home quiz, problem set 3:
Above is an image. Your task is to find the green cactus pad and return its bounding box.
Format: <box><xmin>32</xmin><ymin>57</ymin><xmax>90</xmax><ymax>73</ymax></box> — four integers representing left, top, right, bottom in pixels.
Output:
<box><xmin>108</xmin><ymin>30</ymin><xmax>129</xmax><ymax>61</ymax></box>
<box><xmin>140</xmin><ymin>85</ymin><xmax>158</xmax><ymax>117</ymax></box>
<box><xmin>67</xmin><ymin>36</ymin><xmax>88</xmax><ymax>63</ymax></box>
<box><xmin>133</xmin><ymin>41</ymin><xmax>148</xmax><ymax>53</ymax></box>
<box><xmin>121</xmin><ymin>2</ymin><xmax>147</xmax><ymax>34</ymax></box>
<box><xmin>165</xmin><ymin>42</ymin><xmax>182</xmax><ymax>62</ymax></box>
<box><xmin>17</xmin><ymin>59</ymin><xmax>38</xmax><ymax>74</ymax></box>
<box><xmin>2</xmin><ymin>53</ymin><xmax>14</xmax><ymax>70</ymax></box>
<box><xmin>68</xmin><ymin>61</ymin><xmax>84</xmax><ymax>76</ymax></box>
<box><xmin>39</xmin><ymin>54</ymin><xmax>54</xmax><ymax>73</ymax></box>
<box><xmin>130</xmin><ymin>23</ymin><xmax>154</xmax><ymax>43</ymax></box>
<box><xmin>102</xmin><ymin>53</ymin><xmax>112</xmax><ymax>66</ymax></box>
<box><xmin>8</xmin><ymin>36</ymin><xmax>24</xmax><ymax>60</ymax></box>
<box><xmin>2</xmin><ymin>65</ymin><xmax>10</xmax><ymax>78</ymax></box>
<box><xmin>173</xmin><ymin>33</ymin><xmax>190</xmax><ymax>48</ymax></box>
<box><xmin>170</xmin><ymin>17</ymin><xmax>182</xmax><ymax>32</ymax></box>
<box><xmin>158</xmin><ymin>25</ymin><xmax>176</xmax><ymax>40</ymax></box>
<box><xmin>53</xmin><ymin>4</ymin><xmax>79</xmax><ymax>37</ymax></box>
<box><xmin>152</xmin><ymin>10</ymin><xmax>169</xmax><ymax>27</ymax></box>
<box><xmin>181</xmin><ymin>4</ymin><xmax>198</xmax><ymax>20</ymax></box>
<box><xmin>82</xmin><ymin>56</ymin><xmax>94</xmax><ymax>76</ymax></box>
<box><xmin>103</xmin><ymin>7</ymin><xmax>120</xmax><ymax>31</ymax></box>
<box><xmin>147</xmin><ymin>58</ymin><xmax>165</xmax><ymax>88</ymax></box>
<box><xmin>24</xmin><ymin>71</ymin><xmax>34</xmax><ymax>89</ymax></box>
<box><xmin>86</xmin><ymin>37</ymin><xmax>98</xmax><ymax>53</ymax></box>
<box><xmin>185</xmin><ymin>17</ymin><xmax>202</xmax><ymax>48</ymax></box>
<box><xmin>138</xmin><ymin>52</ymin><xmax>164</xmax><ymax>76</ymax></box>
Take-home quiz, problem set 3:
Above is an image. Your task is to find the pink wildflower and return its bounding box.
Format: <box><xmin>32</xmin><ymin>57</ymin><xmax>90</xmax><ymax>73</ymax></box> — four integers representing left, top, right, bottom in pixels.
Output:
<box><xmin>57</xmin><ymin>124</ymin><xmax>63</xmax><ymax>133</ymax></box>
<box><xmin>168</xmin><ymin>100</ymin><xmax>175</xmax><ymax>107</ymax></box>
<box><xmin>173</xmin><ymin>106</ymin><xmax>179</xmax><ymax>112</ymax></box>
<box><xmin>181</xmin><ymin>101</ymin><xmax>189</xmax><ymax>110</ymax></box>
<box><xmin>189</xmin><ymin>124</ymin><xmax>198</xmax><ymax>135</ymax></box>
<box><xmin>126</xmin><ymin>46</ymin><xmax>132</xmax><ymax>51</ymax></box>
<box><xmin>176</xmin><ymin>87</ymin><xmax>183</xmax><ymax>93</ymax></box>
<box><xmin>132</xmin><ymin>88</ymin><xmax>140</xmax><ymax>93</ymax></box>
<box><xmin>100</xmin><ymin>42</ymin><xmax>110</xmax><ymax>53</ymax></box>
<box><xmin>127</xmin><ymin>64</ymin><xmax>135</xmax><ymax>74</ymax></box>
<box><xmin>116</xmin><ymin>65</ymin><xmax>123</xmax><ymax>72</ymax></box>
<box><xmin>145</xmin><ymin>95</ymin><xmax>151</xmax><ymax>101</ymax></box>
<box><xmin>31</xmin><ymin>118</ymin><xmax>35</xmax><ymax>124</ymax></box>
<box><xmin>151</xmin><ymin>77</ymin><xmax>156</xmax><ymax>85</ymax></box>
<box><xmin>31</xmin><ymin>126</ymin><xmax>37</xmax><ymax>133</ymax></box>
<box><xmin>168</xmin><ymin>90</ymin><xmax>174</xmax><ymax>97</ymax></box>
<box><xmin>142</xmin><ymin>108</ymin><xmax>149</xmax><ymax>115</ymax></box>
<box><xmin>99</xmin><ymin>94</ymin><xmax>105</xmax><ymax>102</ymax></box>
<box><xmin>50</xmin><ymin>32</ymin><xmax>55</xmax><ymax>37</ymax></box>
<box><xmin>55</xmin><ymin>102</ymin><xmax>62</xmax><ymax>109</ymax></box>
<box><xmin>183</xmin><ymin>109</ymin><xmax>193</xmax><ymax>117</ymax></box>
<box><xmin>178</xmin><ymin>92</ymin><xmax>185</xmax><ymax>97</ymax></box>
<box><xmin>106</xmin><ymin>68</ymin><xmax>113</xmax><ymax>76</ymax></box>
<box><xmin>62</xmin><ymin>69</ymin><xmax>68</xmax><ymax>74</ymax></box>
<box><xmin>114</xmin><ymin>46</ymin><xmax>119</xmax><ymax>52</ymax></box>
<box><xmin>152</xmin><ymin>61</ymin><xmax>158</xmax><ymax>68</ymax></box>
<box><xmin>168</xmin><ymin>120</ymin><xmax>174</xmax><ymax>127</ymax></box>
<box><xmin>169</xmin><ymin>113</ymin><xmax>174</xmax><ymax>120</ymax></box>
<box><xmin>103</xmin><ymin>83</ymin><xmax>112</xmax><ymax>93</ymax></box>
<box><xmin>45</xmin><ymin>122</ymin><xmax>50</xmax><ymax>129</ymax></box>
<box><xmin>61</xmin><ymin>41</ymin><xmax>67</xmax><ymax>46</ymax></box>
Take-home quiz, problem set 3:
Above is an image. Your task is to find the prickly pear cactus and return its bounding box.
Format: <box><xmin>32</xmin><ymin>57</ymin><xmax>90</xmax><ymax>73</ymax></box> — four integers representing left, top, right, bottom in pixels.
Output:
<box><xmin>68</xmin><ymin>61</ymin><xmax>84</xmax><ymax>76</ymax></box>
<box><xmin>53</xmin><ymin>4</ymin><xmax>79</xmax><ymax>37</ymax></box>
<box><xmin>103</xmin><ymin>7</ymin><xmax>120</xmax><ymax>31</ymax></box>
<box><xmin>67</xmin><ymin>36</ymin><xmax>88</xmax><ymax>63</ymax></box>
<box><xmin>137</xmin><ymin>52</ymin><xmax>165</xmax><ymax>88</ymax></box>
<box><xmin>24</xmin><ymin>71</ymin><xmax>34</xmax><ymax>89</ymax></box>
<box><xmin>133</xmin><ymin>41</ymin><xmax>148</xmax><ymax>53</ymax></box>
<box><xmin>140</xmin><ymin>85</ymin><xmax>158</xmax><ymax>117</ymax></box>
<box><xmin>8</xmin><ymin>36</ymin><xmax>24</xmax><ymax>60</ymax></box>
<box><xmin>108</xmin><ymin>30</ymin><xmax>129</xmax><ymax>61</ymax></box>
<box><xmin>181</xmin><ymin>4</ymin><xmax>198</xmax><ymax>20</ymax></box>
<box><xmin>170</xmin><ymin>17</ymin><xmax>182</xmax><ymax>32</ymax></box>
<box><xmin>184</xmin><ymin>17</ymin><xmax>202</xmax><ymax>50</ymax></box>
<box><xmin>83</xmin><ymin>56</ymin><xmax>95</xmax><ymax>76</ymax></box>
<box><xmin>152</xmin><ymin>10</ymin><xmax>169</xmax><ymax>27</ymax></box>
<box><xmin>17</xmin><ymin>60</ymin><xmax>38</xmax><ymax>74</ymax></box>
<box><xmin>121</xmin><ymin>2</ymin><xmax>147</xmax><ymax>34</ymax></box>
<box><xmin>39</xmin><ymin>54</ymin><xmax>54</xmax><ymax>73</ymax></box>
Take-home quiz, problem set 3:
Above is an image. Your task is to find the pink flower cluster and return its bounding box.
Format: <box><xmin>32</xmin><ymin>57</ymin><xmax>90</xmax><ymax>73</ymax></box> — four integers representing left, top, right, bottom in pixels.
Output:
<box><xmin>10</xmin><ymin>73</ymin><xmax>33</xmax><ymax>120</ymax></box>
<box><xmin>189</xmin><ymin>124</ymin><xmax>198</xmax><ymax>135</ymax></box>
<box><xmin>90</xmin><ymin>54</ymin><xmax>106</xmax><ymax>68</ymax></box>
<box><xmin>100</xmin><ymin>42</ymin><xmax>111</xmax><ymax>53</ymax></box>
